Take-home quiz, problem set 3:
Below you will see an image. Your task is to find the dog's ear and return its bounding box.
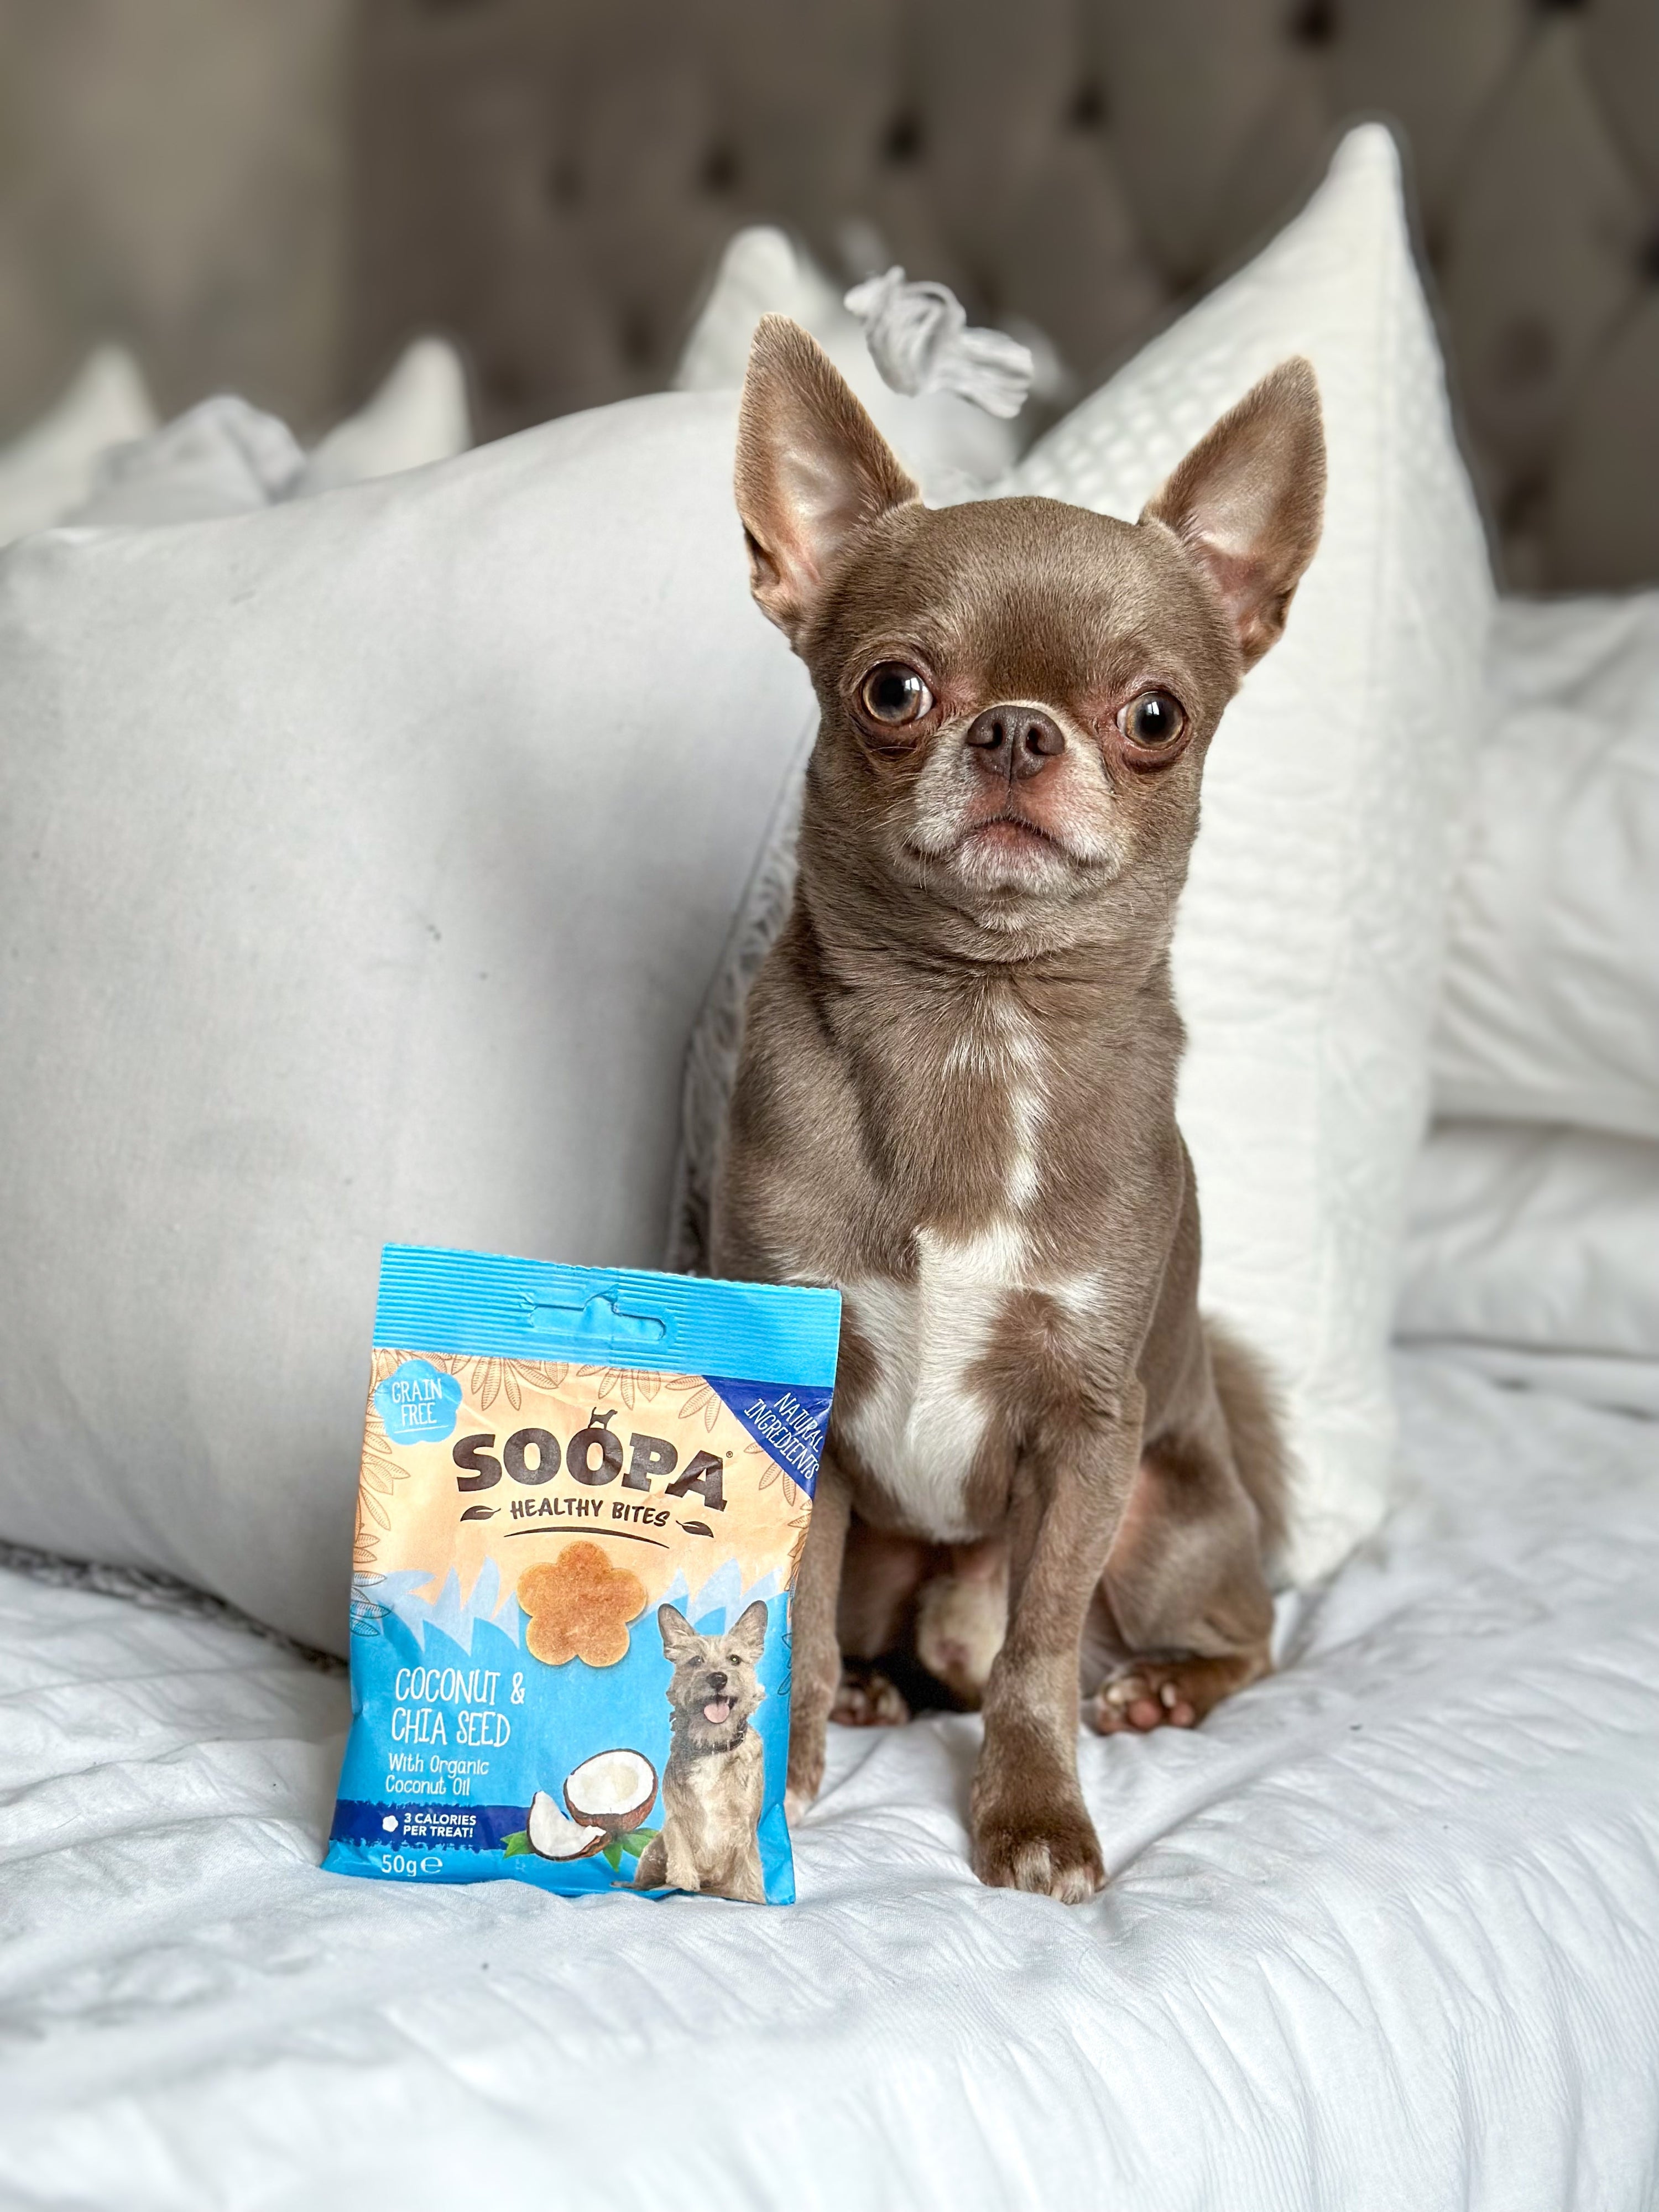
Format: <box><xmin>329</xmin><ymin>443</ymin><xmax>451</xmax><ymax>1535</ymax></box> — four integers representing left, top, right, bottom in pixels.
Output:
<box><xmin>735</xmin><ymin>314</ymin><xmax>920</xmax><ymax>646</ymax></box>
<box><xmin>729</xmin><ymin>1599</ymin><xmax>768</xmax><ymax>1662</ymax></box>
<box><xmin>658</xmin><ymin>1604</ymin><xmax>700</xmax><ymax>1663</ymax></box>
<box><xmin>1140</xmin><ymin>357</ymin><xmax>1326</xmax><ymax>671</ymax></box>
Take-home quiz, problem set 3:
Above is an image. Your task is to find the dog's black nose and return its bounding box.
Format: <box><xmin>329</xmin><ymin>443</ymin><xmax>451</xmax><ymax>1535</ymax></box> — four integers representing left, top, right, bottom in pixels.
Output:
<box><xmin>964</xmin><ymin>703</ymin><xmax>1066</xmax><ymax>781</ymax></box>
<box><xmin>707</xmin><ymin>1671</ymin><xmax>728</xmax><ymax>1691</ymax></box>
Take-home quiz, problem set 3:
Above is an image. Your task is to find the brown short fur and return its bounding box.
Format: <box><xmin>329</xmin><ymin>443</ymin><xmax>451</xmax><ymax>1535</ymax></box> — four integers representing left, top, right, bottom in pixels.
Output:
<box><xmin>712</xmin><ymin>317</ymin><xmax>1324</xmax><ymax>1901</ymax></box>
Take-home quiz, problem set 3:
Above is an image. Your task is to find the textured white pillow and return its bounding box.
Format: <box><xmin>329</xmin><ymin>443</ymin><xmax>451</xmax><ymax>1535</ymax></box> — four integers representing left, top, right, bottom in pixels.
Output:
<box><xmin>1433</xmin><ymin>594</ymin><xmax>1659</xmax><ymax>1142</ymax></box>
<box><xmin>0</xmin><ymin>347</ymin><xmax>156</xmax><ymax>543</ymax></box>
<box><xmin>675</xmin><ymin>226</ymin><xmax>1026</xmax><ymax>504</ymax></box>
<box><xmin>675</xmin><ymin>127</ymin><xmax>1493</xmax><ymax>1584</ymax></box>
<box><xmin>1014</xmin><ymin>126</ymin><xmax>1492</xmax><ymax>1578</ymax></box>
<box><xmin>1396</xmin><ymin>1120</ymin><xmax>1659</xmax><ymax>1417</ymax></box>
<box><xmin>0</xmin><ymin>392</ymin><xmax>810</xmax><ymax>1652</ymax></box>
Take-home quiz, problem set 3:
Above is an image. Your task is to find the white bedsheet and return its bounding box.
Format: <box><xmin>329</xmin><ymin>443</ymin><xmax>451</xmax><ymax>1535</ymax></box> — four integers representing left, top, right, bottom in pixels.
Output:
<box><xmin>3</xmin><ymin>1358</ymin><xmax>1658</xmax><ymax>2212</ymax></box>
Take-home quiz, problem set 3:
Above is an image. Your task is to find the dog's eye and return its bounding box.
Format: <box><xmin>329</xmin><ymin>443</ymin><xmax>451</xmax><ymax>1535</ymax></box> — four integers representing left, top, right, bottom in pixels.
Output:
<box><xmin>859</xmin><ymin>662</ymin><xmax>933</xmax><ymax>726</ymax></box>
<box><xmin>1119</xmin><ymin>691</ymin><xmax>1186</xmax><ymax>750</ymax></box>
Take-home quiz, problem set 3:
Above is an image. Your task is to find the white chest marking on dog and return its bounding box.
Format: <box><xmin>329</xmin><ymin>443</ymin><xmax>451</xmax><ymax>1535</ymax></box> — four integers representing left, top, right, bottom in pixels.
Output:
<box><xmin>999</xmin><ymin>1003</ymin><xmax>1045</xmax><ymax>1213</ymax></box>
<box><xmin>843</xmin><ymin>1220</ymin><xmax>1031</xmax><ymax>1538</ymax></box>
<box><xmin>841</xmin><ymin>997</ymin><xmax>1047</xmax><ymax>1536</ymax></box>
<box><xmin>941</xmin><ymin>995</ymin><xmax>1046</xmax><ymax>1213</ymax></box>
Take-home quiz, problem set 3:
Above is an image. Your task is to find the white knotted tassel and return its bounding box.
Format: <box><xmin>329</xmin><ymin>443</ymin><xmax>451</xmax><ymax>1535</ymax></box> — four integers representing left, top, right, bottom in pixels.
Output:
<box><xmin>843</xmin><ymin>268</ymin><xmax>1035</xmax><ymax>419</ymax></box>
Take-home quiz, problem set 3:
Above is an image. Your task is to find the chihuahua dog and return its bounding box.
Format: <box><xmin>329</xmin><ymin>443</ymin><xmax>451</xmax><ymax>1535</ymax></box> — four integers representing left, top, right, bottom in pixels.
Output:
<box><xmin>710</xmin><ymin>316</ymin><xmax>1324</xmax><ymax>1903</ymax></box>
<box><xmin>634</xmin><ymin>1599</ymin><xmax>769</xmax><ymax>1903</ymax></box>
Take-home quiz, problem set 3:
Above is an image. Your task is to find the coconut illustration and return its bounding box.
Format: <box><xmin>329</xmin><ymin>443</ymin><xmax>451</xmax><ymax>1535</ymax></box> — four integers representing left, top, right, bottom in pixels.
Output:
<box><xmin>562</xmin><ymin>1748</ymin><xmax>658</xmax><ymax>1837</ymax></box>
<box><xmin>524</xmin><ymin>1788</ymin><xmax>605</xmax><ymax>1862</ymax></box>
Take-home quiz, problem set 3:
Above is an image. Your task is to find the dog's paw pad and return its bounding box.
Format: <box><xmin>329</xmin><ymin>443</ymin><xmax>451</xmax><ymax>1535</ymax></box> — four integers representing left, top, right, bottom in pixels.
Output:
<box><xmin>1087</xmin><ymin>1657</ymin><xmax>1250</xmax><ymax>1735</ymax></box>
<box><xmin>831</xmin><ymin>1666</ymin><xmax>910</xmax><ymax>1728</ymax></box>
<box><xmin>1088</xmin><ymin>1668</ymin><xmax>1197</xmax><ymax>1733</ymax></box>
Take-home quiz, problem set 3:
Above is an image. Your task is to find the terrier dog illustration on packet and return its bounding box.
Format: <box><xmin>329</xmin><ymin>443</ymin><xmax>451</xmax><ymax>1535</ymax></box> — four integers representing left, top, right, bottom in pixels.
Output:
<box><xmin>635</xmin><ymin>1599</ymin><xmax>769</xmax><ymax>1903</ymax></box>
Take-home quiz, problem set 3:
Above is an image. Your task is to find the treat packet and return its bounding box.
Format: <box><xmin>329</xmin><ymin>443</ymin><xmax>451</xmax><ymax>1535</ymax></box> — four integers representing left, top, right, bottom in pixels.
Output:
<box><xmin>324</xmin><ymin>1245</ymin><xmax>840</xmax><ymax>1904</ymax></box>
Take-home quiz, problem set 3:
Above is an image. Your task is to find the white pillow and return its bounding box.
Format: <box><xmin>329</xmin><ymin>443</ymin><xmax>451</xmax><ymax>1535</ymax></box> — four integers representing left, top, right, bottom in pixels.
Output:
<box><xmin>0</xmin><ymin>347</ymin><xmax>156</xmax><ymax>544</ymax></box>
<box><xmin>1433</xmin><ymin>594</ymin><xmax>1659</xmax><ymax>1142</ymax></box>
<box><xmin>675</xmin><ymin>126</ymin><xmax>1493</xmax><ymax>1585</ymax></box>
<box><xmin>0</xmin><ymin>392</ymin><xmax>811</xmax><ymax>1653</ymax></box>
<box><xmin>1396</xmin><ymin>1120</ymin><xmax>1659</xmax><ymax>1417</ymax></box>
<box><xmin>67</xmin><ymin>340</ymin><xmax>473</xmax><ymax>528</ymax></box>
<box><xmin>299</xmin><ymin>336</ymin><xmax>472</xmax><ymax>494</ymax></box>
<box><xmin>675</xmin><ymin>226</ymin><xmax>1026</xmax><ymax>504</ymax></box>
<box><xmin>69</xmin><ymin>395</ymin><xmax>306</xmax><ymax>524</ymax></box>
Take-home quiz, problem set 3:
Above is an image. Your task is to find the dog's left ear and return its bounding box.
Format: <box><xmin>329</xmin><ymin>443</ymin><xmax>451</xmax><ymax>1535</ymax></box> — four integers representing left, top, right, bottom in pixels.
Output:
<box><xmin>735</xmin><ymin>314</ymin><xmax>920</xmax><ymax>646</ymax></box>
<box><xmin>1140</xmin><ymin>356</ymin><xmax>1326</xmax><ymax>671</ymax></box>
<box><xmin>729</xmin><ymin>1599</ymin><xmax>768</xmax><ymax>1661</ymax></box>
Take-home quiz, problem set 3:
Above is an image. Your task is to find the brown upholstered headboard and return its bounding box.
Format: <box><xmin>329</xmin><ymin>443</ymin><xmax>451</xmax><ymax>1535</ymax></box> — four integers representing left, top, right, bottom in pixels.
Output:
<box><xmin>351</xmin><ymin>0</ymin><xmax>1659</xmax><ymax>593</ymax></box>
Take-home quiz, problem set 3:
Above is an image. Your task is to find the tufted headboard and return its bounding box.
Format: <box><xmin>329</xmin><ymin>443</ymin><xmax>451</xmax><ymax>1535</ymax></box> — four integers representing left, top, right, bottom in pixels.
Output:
<box><xmin>351</xmin><ymin>0</ymin><xmax>1659</xmax><ymax>593</ymax></box>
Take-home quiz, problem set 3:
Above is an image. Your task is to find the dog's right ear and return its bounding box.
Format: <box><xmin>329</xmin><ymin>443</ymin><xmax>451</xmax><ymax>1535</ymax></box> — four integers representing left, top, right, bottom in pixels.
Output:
<box><xmin>735</xmin><ymin>314</ymin><xmax>919</xmax><ymax>646</ymax></box>
<box><xmin>658</xmin><ymin>1604</ymin><xmax>699</xmax><ymax>1663</ymax></box>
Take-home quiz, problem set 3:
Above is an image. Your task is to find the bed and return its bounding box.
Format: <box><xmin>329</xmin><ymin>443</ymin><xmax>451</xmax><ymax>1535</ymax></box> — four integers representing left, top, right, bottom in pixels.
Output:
<box><xmin>4</xmin><ymin>1354</ymin><xmax>1656</xmax><ymax>2210</ymax></box>
<box><xmin>2</xmin><ymin>37</ymin><xmax>1657</xmax><ymax>2203</ymax></box>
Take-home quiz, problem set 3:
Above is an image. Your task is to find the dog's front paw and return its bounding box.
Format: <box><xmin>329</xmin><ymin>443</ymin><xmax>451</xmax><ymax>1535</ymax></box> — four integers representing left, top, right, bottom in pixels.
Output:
<box><xmin>970</xmin><ymin>1797</ymin><xmax>1105</xmax><ymax>1905</ymax></box>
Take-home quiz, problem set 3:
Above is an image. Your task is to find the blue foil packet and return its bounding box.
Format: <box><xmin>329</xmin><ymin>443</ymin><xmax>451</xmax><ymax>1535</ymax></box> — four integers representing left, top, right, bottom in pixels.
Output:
<box><xmin>324</xmin><ymin>1245</ymin><xmax>840</xmax><ymax>1904</ymax></box>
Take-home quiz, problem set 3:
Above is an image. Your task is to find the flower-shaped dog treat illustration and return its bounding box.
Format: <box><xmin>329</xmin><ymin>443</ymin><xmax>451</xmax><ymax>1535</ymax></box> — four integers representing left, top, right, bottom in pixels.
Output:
<box><xmin>518</xmin><ymin>1542</ymin><xmax>648</xmax><ymax>1667</ymax></box>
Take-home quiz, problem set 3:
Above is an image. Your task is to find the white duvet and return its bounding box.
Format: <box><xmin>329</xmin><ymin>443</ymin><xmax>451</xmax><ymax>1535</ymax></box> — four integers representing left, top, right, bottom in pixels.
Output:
<box><xmin>3</xmin><ymin>1358</ymin><xmax>1657</xmax><ymax>2212</ymax></box>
